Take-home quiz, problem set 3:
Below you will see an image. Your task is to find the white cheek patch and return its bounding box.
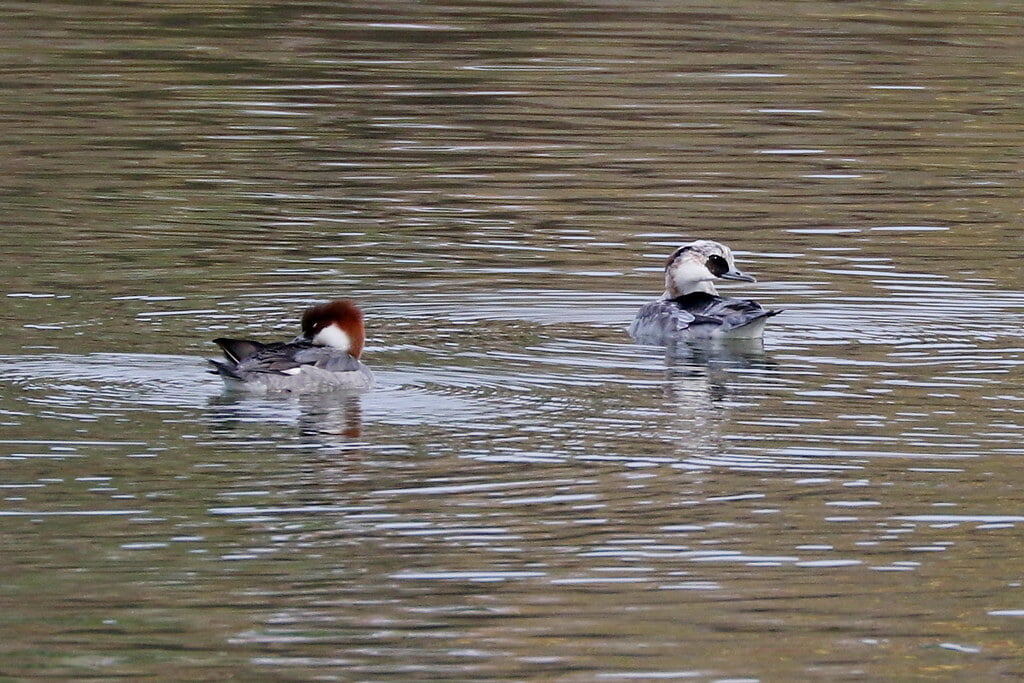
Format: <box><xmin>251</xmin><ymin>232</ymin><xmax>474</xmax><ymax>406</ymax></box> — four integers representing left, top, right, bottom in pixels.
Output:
<box><xmin>673</xmin><ymin>258</ymin><xmax>713</xmax><ymax>283</ymax></box>
<box><xmin>312</xmin><ymin>323</ymin><xmax>351</xmax><ymax>351</ymax></box>
<box><xmin>282</xmin><ymin>367</ymin><xmax>303</xmax><ymax>375</ymax></box>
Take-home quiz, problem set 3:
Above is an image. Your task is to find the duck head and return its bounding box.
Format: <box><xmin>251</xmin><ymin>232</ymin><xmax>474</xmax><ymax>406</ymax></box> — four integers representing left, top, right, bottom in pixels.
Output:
<box><xmin>300</xmin><ymin>299</ymin><xmax>366</xmax><ymax>358</ymax></box>
<box><xmin>663</xmin><ymin>240</ymin><xmax>755</xmax><ymax>297</ymax></box>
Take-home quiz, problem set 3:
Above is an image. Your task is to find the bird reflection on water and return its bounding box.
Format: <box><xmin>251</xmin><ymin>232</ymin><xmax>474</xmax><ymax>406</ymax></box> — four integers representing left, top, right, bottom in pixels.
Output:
<box><xmin>207</xmin><ymin>391</ymin><xmax>365</xmax><ymax>439</ymax></box>
<box><xmin>659</xmin><ymin>336</ymin><xmax>774</xmax><ymax>390</ymax></box>
<box><xmin>642</xmin><ymin>337</ymin><xmax>778</xmax><ymax>467</ymax></box>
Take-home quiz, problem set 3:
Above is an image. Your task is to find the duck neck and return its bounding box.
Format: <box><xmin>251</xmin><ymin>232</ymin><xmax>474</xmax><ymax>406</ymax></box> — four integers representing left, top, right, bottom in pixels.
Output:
<box><xmin>665</xmin><ymin>277</ymin><xmax>718</xmax><ymax>298</ymax></box>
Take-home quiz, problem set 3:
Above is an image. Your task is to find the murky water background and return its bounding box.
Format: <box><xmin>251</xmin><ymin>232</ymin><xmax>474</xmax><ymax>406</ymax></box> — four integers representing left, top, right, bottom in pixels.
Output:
<box><xmin>2</xmin><ymin>1</ymin><xmax>1023</xmax><ymax>679</ymax></box>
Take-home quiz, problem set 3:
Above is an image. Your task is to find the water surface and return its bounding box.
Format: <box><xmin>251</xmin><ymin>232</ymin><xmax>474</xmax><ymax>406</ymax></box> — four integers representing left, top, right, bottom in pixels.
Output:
<box><xmin>2</xmin><ymin>1</ymin><xmax>1023</xmax><ymax>680</ymax></box>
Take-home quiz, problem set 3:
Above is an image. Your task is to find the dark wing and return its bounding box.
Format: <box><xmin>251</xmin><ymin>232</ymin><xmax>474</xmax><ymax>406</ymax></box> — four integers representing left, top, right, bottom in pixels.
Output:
<box><xmin>670</xmin><ymin>292</ymin><xmax>780</xmax><ymax>332</ymax></box>
<box><xmin>240</xmin><ymin>343</ymin><xmax>318</xmax><ymax>375</ymax></box>
<box><xmin>210</xmin><ymin>338</ymin><xmax>272</xmax><ymax>378</ymax></box>
<box><xmin>211</xmin><ymin>339</ymin><xmax>314</xmax><ymax>376</ymax></box>
<box><xmin>212</xmin><ymin>338</ymin><xmax>268</xmax><ymax>363</ymax></box>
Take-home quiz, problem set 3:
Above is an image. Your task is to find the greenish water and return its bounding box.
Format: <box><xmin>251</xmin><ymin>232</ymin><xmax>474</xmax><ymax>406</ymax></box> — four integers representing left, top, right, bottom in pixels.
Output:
<box><xmin>1</xmin><ymin>1</ymin><xmax>1022</xmax><ymax>679</ymax></box>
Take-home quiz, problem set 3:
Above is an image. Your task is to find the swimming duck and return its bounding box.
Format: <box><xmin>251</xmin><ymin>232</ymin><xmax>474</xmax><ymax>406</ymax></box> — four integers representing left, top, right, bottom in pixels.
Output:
<box><xmin>629</xmin><ymin>240</ymin><xmax>780</xmax><ymax>344</ymax></box>
<box><xmin>209</xmin><ymin>299</ymin><xmax>374</xmax><ymax>392</ymax></box>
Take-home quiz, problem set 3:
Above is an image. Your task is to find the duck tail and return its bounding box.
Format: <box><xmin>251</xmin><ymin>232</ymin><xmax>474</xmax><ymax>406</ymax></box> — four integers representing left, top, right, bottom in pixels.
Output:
<box><xmin>735</xmin><ymin>308</ymin><xmax>783</xmax><ymax>328</ymax></box>
<box><xmin>208</xmin><ymin>358</ymin><xmax>243</xmax><ymax>379</ymax></box>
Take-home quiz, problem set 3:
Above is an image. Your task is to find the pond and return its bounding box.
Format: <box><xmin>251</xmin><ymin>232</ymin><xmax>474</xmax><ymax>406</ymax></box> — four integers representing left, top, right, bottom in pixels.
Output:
<box><xmin>1</xmin><ymin>1</ymin><xmax>1022</xmax><ymax>679</ymax></box>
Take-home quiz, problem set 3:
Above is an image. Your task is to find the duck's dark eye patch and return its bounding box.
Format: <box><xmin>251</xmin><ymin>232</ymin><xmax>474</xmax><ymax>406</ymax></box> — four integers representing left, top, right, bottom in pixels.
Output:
<box><xmin>706</xmin><ymin>254</ymin><xmax>729</xmax><ymax>276</ymax></box>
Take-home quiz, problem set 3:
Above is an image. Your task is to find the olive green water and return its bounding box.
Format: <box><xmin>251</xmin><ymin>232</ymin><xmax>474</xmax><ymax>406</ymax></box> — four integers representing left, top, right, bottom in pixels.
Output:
<box><xmin>2</xmin><ymin>1</ymin><xmax>1023</xmax><ymax>680</ymax></box>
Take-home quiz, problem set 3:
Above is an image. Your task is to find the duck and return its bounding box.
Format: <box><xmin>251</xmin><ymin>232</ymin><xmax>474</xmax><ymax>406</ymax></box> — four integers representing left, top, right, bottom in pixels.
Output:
<box><xmin>628</xmin><ymin>240</ymin><xmax>780</xmax><ymax>344</ymax></box>
<box><xmin>209</xmin><ymin>299</ymin><xmax>374</xmax><ymax>393</ymax></box>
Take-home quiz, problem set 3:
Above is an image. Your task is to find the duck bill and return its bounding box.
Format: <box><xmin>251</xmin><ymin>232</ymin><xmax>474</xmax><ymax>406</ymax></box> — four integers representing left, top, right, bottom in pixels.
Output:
<box><xmin>720</xmin><ymin>269</ymin><xmax>756</xmax><ymax>283</ymax></box>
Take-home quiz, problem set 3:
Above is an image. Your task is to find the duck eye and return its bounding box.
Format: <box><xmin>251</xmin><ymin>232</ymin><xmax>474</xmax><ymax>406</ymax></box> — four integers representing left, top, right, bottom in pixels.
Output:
<box><xmin>706</xmin><ymin>254</ymin><xmax>729</xmax><ymax>276</ymax></box>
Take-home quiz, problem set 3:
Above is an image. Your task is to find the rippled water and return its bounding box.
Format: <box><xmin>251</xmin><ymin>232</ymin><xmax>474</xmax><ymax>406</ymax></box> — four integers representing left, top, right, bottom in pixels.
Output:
<box><xmin>2</xmin><ymin>0</ymin><xmax>1023</xmax><ymax>679</ymax></box>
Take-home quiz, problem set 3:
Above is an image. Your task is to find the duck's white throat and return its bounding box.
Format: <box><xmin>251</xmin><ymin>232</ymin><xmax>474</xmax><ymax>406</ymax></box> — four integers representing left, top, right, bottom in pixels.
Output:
<box><xmin>666</xmin><ymin>258</ymin><xmax>719</xmax><ymax>297</ymax></box>
<box><xmin>312</xmin><ymin>322</ymin><xmax>352</xmax><ymax>351</ymax></box>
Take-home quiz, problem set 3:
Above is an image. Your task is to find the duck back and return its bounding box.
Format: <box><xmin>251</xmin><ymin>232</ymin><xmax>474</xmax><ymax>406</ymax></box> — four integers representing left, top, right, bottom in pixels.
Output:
<box><xmin>209</xmin><ymin>339</ymin><xmax>373</xmax><ymax>392</ymax></box>
<box><xmin>630</xmin><ymin>292</ymin><xmax>780</xmax><ymax>344</ymax></box>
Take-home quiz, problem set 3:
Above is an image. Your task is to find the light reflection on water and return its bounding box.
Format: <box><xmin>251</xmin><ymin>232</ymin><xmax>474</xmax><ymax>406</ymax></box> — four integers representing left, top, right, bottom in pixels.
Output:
<box><xmin>2</xmin><ymin>0</ymin><xmax>1024</xmax><ymax>679</ymax></box>
<box><xmin>3</xmin><ymin>267</ymin><xmax>1024</xmax><ymax>677</ymax></box>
